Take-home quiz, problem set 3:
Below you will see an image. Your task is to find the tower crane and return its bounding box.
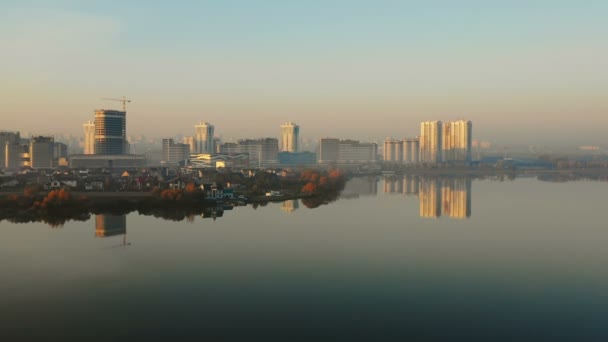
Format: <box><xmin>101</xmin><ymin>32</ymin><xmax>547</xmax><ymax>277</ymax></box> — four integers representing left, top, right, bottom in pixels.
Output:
<box><xmin>101</xmin><ymin>96</ymin><xmax>131</xmax><ymax>112</ymax></box>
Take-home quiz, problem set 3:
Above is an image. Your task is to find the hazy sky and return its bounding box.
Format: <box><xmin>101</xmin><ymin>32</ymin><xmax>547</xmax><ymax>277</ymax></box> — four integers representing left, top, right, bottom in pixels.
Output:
<box><xmin>1</xmin><ymin>0</ymin><xmax>606</xmax><ymax>144</ymax></box>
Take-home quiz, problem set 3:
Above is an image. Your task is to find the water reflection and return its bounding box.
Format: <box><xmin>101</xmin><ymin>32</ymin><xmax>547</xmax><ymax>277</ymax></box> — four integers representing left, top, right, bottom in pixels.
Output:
<box><xmin>281</xmin><ymin>200</ymin><xmax>299</xmax><ymax>213</ymax></box>
<box><xmin>95</xmin><ymin>214</ymin><xmax>127</xmax><ymax>237</ymax></box>
<box><xmin>382</xmin><ymin>176</ymin><xmax>472</xmax><ymax>219</ymax></box>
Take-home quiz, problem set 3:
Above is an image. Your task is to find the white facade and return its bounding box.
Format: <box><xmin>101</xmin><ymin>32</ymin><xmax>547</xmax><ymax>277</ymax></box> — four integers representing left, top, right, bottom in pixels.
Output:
<box><xmin>442</xmin><ymin>120</ymin><xmax>472</xmax><ymax>162</ymax></box>
<box><xmin>83</xmin><ymin>121</ymin><xmax>95</xmax><ymax>155</ymax></box>
<box><xmin>420</xmin><ymin>121</ymin><xmax>442</xmax><ymax>164</ymax></box>
<box><xmin>194</xmin><ymin>122</ymin><xmax>214</xmax><ymax>153</ymax></box>
<box><xmin>280</xmin><ymin>122</ymin><xmax>299</xmax><ymax>152</ymax></box>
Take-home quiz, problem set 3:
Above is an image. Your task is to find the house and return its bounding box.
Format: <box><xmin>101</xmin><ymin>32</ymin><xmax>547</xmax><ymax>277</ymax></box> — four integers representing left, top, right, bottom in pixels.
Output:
<box><xmin>201</xmin><ymin>183</ymin><xmax>235</xmax><ymax>200</ymax></box>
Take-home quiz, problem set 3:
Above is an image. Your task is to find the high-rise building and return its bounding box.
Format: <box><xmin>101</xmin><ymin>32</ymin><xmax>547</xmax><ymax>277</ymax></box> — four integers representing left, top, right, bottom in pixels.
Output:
<box><xmin>442</xmin><ymin>120</ymin><xmax>472</xmax><ymax>163</ymax></box>
<box><xmin>54</xmin><ymin>142</ymin><xmax>68</xmax><ymax>162</ymax></box>
<box><xmin>30</xmin><ymin>136</ymin><xmax>55</xmax><ymax>169</ymax></box>
<box><xmin>1</xmin><ymin>131</ymin><xmax>20</xmax><ymax>169</ymax></box>
<box><xmin>83</xmin><ymin>121</ymin><xmax>95</xmax><ymax>154</ymax></box>
<box><xmin>403</xmin><ymin>138</ymin><xmax>420</xmax><ymax>164</ymax></box>
<box><xmin>183</xmin><ymin>136</ymin><xmax>196</xmax><ymax>154</ymax></box>
<box><xmin>318</xmin><ymin>138</ymin><xmax>340</xmax><ymax>163</ymax></box>
<box><xmin>280</xmin><ymin>122</ymin><xmax>299</xmax><ymax>152</ymax></box>
<box><xmin>383</xmin><ymin>138</ymin><xmax>403</xmax><ymax>163</ymax></box>
<box><xmin>94</xmin><ymin>110</ymin><xmax>127</xmax><ymax>155</ymax></box>
<box><xmin>162</xmin><ymin>138</ymin><xmax>190</xmax><ymax>165</ymax></box>
<box><xmin>194</xmin><ymin>122</ymin><xmax>214</xmax><ymax>153</ymax></box>
<box><xmin>420</xmin><ymin>121</ymin><xmax>442</xmax><ymax>163</ymax></box>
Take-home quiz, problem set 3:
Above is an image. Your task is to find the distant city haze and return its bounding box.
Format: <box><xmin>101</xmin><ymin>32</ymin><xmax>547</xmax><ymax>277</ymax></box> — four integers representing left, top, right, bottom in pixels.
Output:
<box><xmin>1</xmin><ymin>1</ymin><xmax>606</xmax><ymax>145</ymax></box>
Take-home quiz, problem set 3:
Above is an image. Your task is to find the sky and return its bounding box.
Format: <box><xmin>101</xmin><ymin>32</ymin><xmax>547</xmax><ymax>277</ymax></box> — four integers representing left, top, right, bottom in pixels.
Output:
<box><xmin>1</xmin><ymin>0</ymin><xmax>607</xmax><ymax>145</ymax></box>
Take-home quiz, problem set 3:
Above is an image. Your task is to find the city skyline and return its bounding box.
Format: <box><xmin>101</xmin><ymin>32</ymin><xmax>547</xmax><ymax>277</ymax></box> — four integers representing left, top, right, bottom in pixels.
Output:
<box><xmin>1</xmin><ymin>1</ymin><xmax>606</xmax><ymax>144</ymax></box>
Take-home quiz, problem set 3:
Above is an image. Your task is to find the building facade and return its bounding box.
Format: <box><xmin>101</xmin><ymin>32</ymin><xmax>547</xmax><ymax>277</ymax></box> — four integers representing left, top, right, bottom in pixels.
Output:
<box><xmin>420</xmin><ymin>121</ymin><xmax>442</xmax><ymax>164</ymax></box>
<box><xmin>83</xmin><ymin>121</ymin><xmax>95</xmax><ymax>154</ymax></box>
<box><xmin>319</xmin><ymin>138</ymin><xmax>377</xmax><ymax>164</ymax></box>
<box><xmin>280</xmin><ymin>122</ymin><xmax>299</xmax><ymax>152</ymax></box>
<box><xmin>442</xmin><ymin>120</ymin><xmax>472</xmax><ymax>163</ymax></box>
<box><xmin>194</xmin><ymin>122</ymin><xmax>214</xmax><ymax>153</ymax></box>
<box><xmin>94</xmin><ymin>110</ymin><xmax>127</xmax><ymax>155</ymax></box>
<box><xmin>219</xmin><ymin>138</ymin><xmax>278</xmax><ymax>167</ymax></box>
<box><xmin>403</xmin><ymin>138</ymin><xmax>420</xmax><ymax>164</ymax></box>
<box><xmin>162</xmin><ymin>138</ymin><xmax>190</xmax><ymax>165</ymax></box>
<box><xmin>30</xmin><ymin>136</ymin><xmax>55</xmax><ymax>169</ymax></box>
<box><xmin>1</xmin><ymin>131</ymin><xmax>20</xmax><ymax>169</ymax></box>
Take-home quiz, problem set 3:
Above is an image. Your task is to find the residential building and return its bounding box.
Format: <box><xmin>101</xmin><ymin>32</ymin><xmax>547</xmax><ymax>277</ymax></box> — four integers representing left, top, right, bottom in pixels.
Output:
<box><xmin>442</xmin><ymin>120</ymin><xmax>472</xmax><ymax>162</ymax></box>
<box><xmin>183</xmin><ymin>136</ymin><xmax>195</xmax><ymax>154</ymax></box>
<box><xmin>403</xmin><ymin>138</ymin><xmax>420</xmax><ymax>164</ymax></box>
<box><xmin>280</xmin><ymin>122</ymin><xmax>299</xmax><ymax>152</ymax></box>
<box><xmin>1</xmin><ymin>131</ymin><xmax>20</xmax><ymax>169</ymax></box>
<box><xmin>219</xmin><ymin>138</ymin><xmax>278</xmax><ymax>167</ymax></box>
<box><xmin>420</xmin><ymin>121</ymin><xmax>442</xmax><ymax>163</ymax></box>
<box><xmin>318</xmin><ymin>138</ymin><xmax>377</xmax><ymax>164</ymax></box>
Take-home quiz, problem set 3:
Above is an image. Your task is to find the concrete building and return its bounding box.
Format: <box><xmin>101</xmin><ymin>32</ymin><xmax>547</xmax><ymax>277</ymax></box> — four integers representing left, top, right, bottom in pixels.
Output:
<box><xmin>383</xmin><ymin>138</ymin><xmax>403</xmax><ymax>163</ymax></box>
<box><xmin>69</xmin><ymin>154</ymin><xmax>146</xmax><ymax>169</ymax></box>
<box><xmin>95</xmin><ymin>110</ymin><xmax>127</xmax><ymax>155</ymax></box>
<box><xmin>30</xmin><ymin>136</ymin><xmax>55</xmax><ymax>169</ymax></box>
<box><xmin>442</xmin><ymin>120</ymin><xmax>472</xmax><ymax>163</ymax></box>
<box><xmin>162</xmin><ymin>138</ymin><xmax>190</xmax><ymax>165</ymax></box>
<box><xmin>280</xmin><ymin>122</ymin><xmax>299</xmax><ymax>152</ymax></box>
<box><xmin>54</xmin><ymin>142</ymin><xmax>68</xmax><ymax>160</ymax></box>
<box><xmin>1</xmin><ymin>131</ymin><xmax>20</xmax><ymax>169</ymax></box>
<box><xmin>183</xmin><ymin>136</ymin><xmax>196</xmax><ymax>154</ymax></box>
<box><xmin>403</xmin><ymin>138</ymin><xmax>420</xmax><ymax>164</ymax></box>
<box><xmin>318</xmin><ymin>138</ymin><xmax>340</xmax><ymax>164</ymax></box>
<box><xmin>318</xmin><ymin>138</ymin><xmax>377</xmax><ymax>164</ymax></box>
<box><xmin>219</xmin><ymin>138</ymin><xmax>278</xmax><ymax>167</ymax></box>
<box><xmin>278</xmin><ymin>152</ymin><xmax>317</xmax><ymax>166</ymax></box>
<box><xmin>420</xmin><ymin>121</ymin><xmax>442</xmax><ymax>164</ymax></box>
<box><xmin>194</xmin><ymin>122</ymin><xmax>214</xmax><ymax>153</ymax></box>
<box><xmin>83</xmin><ymin>121</ymin><xmax>95</xmax><ymax>154</ymax></box>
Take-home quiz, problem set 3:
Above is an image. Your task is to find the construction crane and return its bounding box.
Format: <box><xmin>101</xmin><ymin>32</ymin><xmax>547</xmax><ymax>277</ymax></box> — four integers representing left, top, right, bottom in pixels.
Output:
<box><xmin>101</xmin><ymin>96</ymin><xmax>131</xmax><ymax>112</ymax></box>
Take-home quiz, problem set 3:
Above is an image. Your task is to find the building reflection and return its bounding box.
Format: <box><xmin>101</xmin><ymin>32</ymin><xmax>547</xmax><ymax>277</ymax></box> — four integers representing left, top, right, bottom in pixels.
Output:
<box><xmin>281</xmin><ymin>199</ymin><xmax>299</xmax><ymax>213</ymax></box>
<box><xmin>382</xmin><ymin>175</ymin><xmax>472</xmax><ymax>219</ymax></box>
<box><xmin>419</xmin><ymin>178</ymin><xmax>442</xmax><ymax>218</ymax></box>
<box><xmin>419</xmin><ymin>177</ymin><xmax>472</xmax><ymax>219</ymax></box>
<box><xmin>342</xmin><ymin>176</ymin><xmax>378</xmax><ymax>197</ymax></box>
<box><xmin>95</xmin><ymin>214</ymin><xmax>127</xmax><ymax>237</ymax></box>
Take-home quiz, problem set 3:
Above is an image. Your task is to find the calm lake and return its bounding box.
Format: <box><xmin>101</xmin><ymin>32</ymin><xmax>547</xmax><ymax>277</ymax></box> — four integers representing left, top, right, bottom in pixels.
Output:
<box><xmin>1</xmin><ymin>176</ymin><xmax>607</xmax><ymax>341</ymax></box>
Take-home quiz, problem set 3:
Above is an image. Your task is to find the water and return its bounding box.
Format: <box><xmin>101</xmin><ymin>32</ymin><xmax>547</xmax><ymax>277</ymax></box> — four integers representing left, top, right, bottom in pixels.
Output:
<box><xmin>1</xmin><ymin>176</ymin><xmax>607</xmax><ymax>341</ymax></box>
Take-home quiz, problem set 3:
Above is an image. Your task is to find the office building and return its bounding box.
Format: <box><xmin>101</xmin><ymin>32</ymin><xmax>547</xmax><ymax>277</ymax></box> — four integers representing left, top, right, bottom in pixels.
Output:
<box><xmin>30</xmin><ymin>136</ymin><xmax>55</xmax><ymax>169</ymax></box>
<box><xmin>280</xmin><ymin>122</ymin><xmax>299</xmax><ymax>152</ymax></box>
<box><xmin>318</xmin><ymin>138</ymin><xmax>377</xmax><ymax>164</ymax></box>
<box><xmin>194</xmin><ymin>122</ymin><xmax>214</xmax><ymax>153</ymax></box>
<box><xmin>83</xmin><ymin>121</ymin><xmax>95</xmax><ymax>154</ymax></box>
<box><xmin>278</xmin><ymin>151</ymin><xmax>317</xmax><ymax>166</ymax></box>
<box><xmin>442</xmin><ymin>120</ymin><xmax>472</xmax><ymax>163</ymax></box>
<box><xmin>162</xmin><ymin>138</ymin><xmax>190</xmax><ymax>165</ymax></box>
<box><xmin>95</xmin><ymin>110</ymin><xmax>127</xmax><ymax>155</ymax></box>
<box><xmin>420</xmin><ymin>121</ymin><xmax>442</xmax><ymax>163</ymax></box>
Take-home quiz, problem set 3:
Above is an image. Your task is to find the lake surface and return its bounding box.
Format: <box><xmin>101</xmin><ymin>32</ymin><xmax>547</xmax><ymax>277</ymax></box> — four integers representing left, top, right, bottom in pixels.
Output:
<box><xmin>1</xmin><ymin>176</ymin><xmax>607</xmax><ymax>341</ymax></box>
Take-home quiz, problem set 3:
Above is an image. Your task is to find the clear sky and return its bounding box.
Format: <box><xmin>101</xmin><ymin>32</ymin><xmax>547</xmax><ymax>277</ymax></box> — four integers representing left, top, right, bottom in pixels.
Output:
<box><xmin>1</xmin><ymin>0</ymin><xmax>606</xmax><ymax>144</ymax></box>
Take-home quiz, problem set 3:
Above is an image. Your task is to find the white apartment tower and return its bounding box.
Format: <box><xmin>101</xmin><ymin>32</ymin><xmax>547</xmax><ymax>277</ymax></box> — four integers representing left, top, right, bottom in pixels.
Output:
<box><xmin>280</xmin><ymin>122</ymin><xmax>299</xmax><ymax>152</ymax></box>
<box><xmin>419</xmin><ymin>121</ymin><xmax>442</xmax><ymax>164</ymax></box>
<box><xmin>83</xmin><ymin>121</ymin><xmax>95</xmax><ymax>154</ymax></box>
<box><xmin>194</xmin><ymin>122</ymin><xmax>214</xmax><ymax>153</ymax></box>
<box><xmin>442</xmin><ymin>120</ymin><xmax>472</xmax><ymax>162</ymax></box>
